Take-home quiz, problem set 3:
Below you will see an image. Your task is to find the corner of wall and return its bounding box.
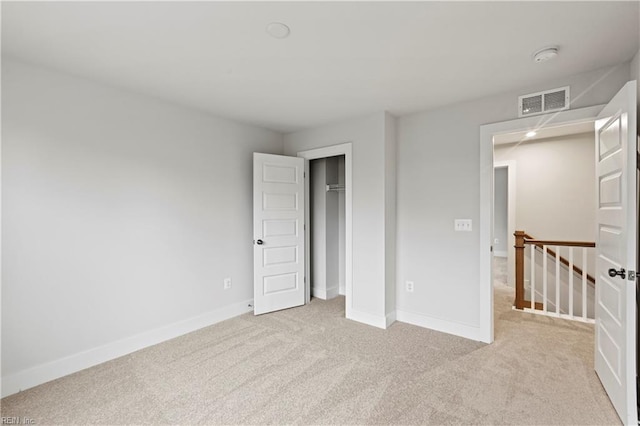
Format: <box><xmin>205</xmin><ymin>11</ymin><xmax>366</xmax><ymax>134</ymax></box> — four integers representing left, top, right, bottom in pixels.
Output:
<box><xmin>384</xmin><ymin>112</ymin><xmax>398</xmax><ymax>318</ymax></box>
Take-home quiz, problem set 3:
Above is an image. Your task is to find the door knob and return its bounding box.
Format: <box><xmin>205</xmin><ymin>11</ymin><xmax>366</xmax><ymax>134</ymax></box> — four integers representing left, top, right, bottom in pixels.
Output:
<box><xmin>256</xmin><ymin>239</ymin><xmax>264</xmax><ymax>245</ymax></box>
<box><xmin>608</xmin><ymin>268</ymin><xmax>626</xmax><ymax>279</ymax></box>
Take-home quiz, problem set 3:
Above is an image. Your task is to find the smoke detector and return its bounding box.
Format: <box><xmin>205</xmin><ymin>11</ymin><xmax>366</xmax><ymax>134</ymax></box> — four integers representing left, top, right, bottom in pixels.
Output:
<box><xmin>533</xmin><ymin>46</ymin><xmax>559</xmax><ymax>63</ymax></box>
<box><xmin>266</xmin><ymin>22</ymin><xmax>290</xmax><ymax>39</ymax></box>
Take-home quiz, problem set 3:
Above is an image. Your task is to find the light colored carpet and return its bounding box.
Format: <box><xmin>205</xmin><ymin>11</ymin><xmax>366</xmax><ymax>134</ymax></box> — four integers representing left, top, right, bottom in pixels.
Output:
<box><xmin>1</xmin><ymin>283</ymin><xmax>620</xmax><ymax>425</ymax></box>
<box><xmin>493</xmin><ymin>255</ymin><xmax>508</xmax><ymax>287</ymax></box>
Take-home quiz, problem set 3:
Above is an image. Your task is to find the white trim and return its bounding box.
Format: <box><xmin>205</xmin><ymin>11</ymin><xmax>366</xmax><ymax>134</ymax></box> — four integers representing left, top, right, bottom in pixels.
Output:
<box><xmin>493</xmin><ymin>251</ymin><xmax>508</xmax><ymax>258</ymax></box>
<box><xmin>396</xmin><ymin>310</ymin><xmax>484</xmax><ymax>342</ymax></box>
<box><xmin>326</xmin><ymin>286</ymin><xmax>339</xmax><ymax>300</ymax></box>
<box><xmin>297</xmin><ymin>143</ymin><xmax>353</xmax><ymax>320</ymax></box>
<box><xmin>1</xmin><ymin>299</ymin><xmax>253</xmax><ymax>398</ymax></box>
<box><xmin>493</xmin><ymin>160</ymin><xmax>516</xmax><ymax>286</ymax></box>
<box><xmin>479</xmin><ymin>105</ymin><xmax>604</xmax><ymax>345</ymax></box>
<box><xmin>303</xmin><ymin>159</ymin><xmax>311</xmax><ymax>304</ymax></box>
<box><xmin>311</xmin><ymin>285</ymin><xmax>339</xmax><ymax>300</ymax></box>
<box><xmin>349</xmin><ymin>309</ymin><xmax>388</xmax><ymax>329</ymax></box>
<box><xmin>386</xmin><ymin>311</ymin><xmax>397</xmax><ymax>328</ymax></box>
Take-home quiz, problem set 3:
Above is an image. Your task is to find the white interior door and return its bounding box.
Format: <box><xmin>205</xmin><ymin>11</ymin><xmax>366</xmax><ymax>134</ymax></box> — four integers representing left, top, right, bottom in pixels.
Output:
<box><xmin>595</xmin><ymin>80</ymin><xmax>637</xmax><ymax>425</ymax></box>
<box><xmin>253</xmin><ymin>153</ymin><xmax>305</xmax><ymax>315</ymax></box>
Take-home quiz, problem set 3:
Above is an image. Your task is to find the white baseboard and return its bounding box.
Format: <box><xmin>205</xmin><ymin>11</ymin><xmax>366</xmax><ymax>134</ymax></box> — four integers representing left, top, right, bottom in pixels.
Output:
<box><xmin>326</xmin><ymin>286</ymin><xmax>339</xmax><ymax>299</ymax></box>
<box><xmin>396</xmin><ymin>310</ymin><xmax>483</xmax><ymax>342</ymax></box>
<box><xmin>1</xmin><ymin>299</ymin><xmax>254</xmax><ymax>398</ymax></box>
<box><xmin>312</xmin><ymin>286</ymin><xmax>326</xmax><ymax>299</ymax></box>
<box><xmin>347</xmin><ymin>309</ymin><xmax>388</xmax><ymax>329</ymax></box>
<box><xmin>385</xmin><ymin>311</ymin><xmax>397</xmax><ymax>328</ymax></box>
<box><xmin>312</xmin><ymin>285</ymin><xmax>339</xmax><ymax>300</ymax></box>
<box><xmin>493</xmin><ymin>251</ymin><xmax>508</xmax><ymax>258</ymax></box>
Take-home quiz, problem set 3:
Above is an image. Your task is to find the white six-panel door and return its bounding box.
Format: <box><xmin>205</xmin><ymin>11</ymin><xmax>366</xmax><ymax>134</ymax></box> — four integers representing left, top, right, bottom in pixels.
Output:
<box><xmin>594</xmin><ymin>81</ymin><xmax>637</xmax><ymax>425</ymax></box>
<box><xmin>253</xmin><ymin>153</ymin><xmax>305</xmax><ymax>315</ymax></box>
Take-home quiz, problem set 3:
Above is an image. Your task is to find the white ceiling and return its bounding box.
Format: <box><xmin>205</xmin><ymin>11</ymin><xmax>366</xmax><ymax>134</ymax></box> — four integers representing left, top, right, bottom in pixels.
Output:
<box><xmin>3</xmin><ymin>2</ymin><xmax>639</xmax><ymax>133</ymax></box>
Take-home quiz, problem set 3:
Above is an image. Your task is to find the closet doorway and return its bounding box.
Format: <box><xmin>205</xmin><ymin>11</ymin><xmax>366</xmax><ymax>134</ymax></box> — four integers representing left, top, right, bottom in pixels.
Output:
<box><xmin>309</xmin><ymin>156</ymin><xmax>346</xmax><ymax>300</ymax></box>
<box><xmin>296</xmin><ymin>143</ymin><xmax>353</xmax><ymax>318</ymax></box>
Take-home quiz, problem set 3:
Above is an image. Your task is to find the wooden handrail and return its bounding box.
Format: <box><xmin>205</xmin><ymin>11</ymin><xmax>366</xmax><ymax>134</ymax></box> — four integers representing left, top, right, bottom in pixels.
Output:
<box><xmin>522</xmin><ymin>232</ymin><xmax>596</xmax><ymax>284</ymax></box>
<box><xmin>514</xmin><ymin>230</ymin><xmax>596</xmax><ymax>311</ymax></box>
<box><xmin>524</xmin><ymin>239</ymin><xmax>595</xmax><ymax>248</ymax></box>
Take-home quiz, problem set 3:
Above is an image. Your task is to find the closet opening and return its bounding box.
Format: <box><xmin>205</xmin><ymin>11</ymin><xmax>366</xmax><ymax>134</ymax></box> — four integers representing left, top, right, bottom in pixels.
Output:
<box><xmin>309</xmin><ymin>155</ymin><xmax>346</xmax><ymax>301</ymax></box>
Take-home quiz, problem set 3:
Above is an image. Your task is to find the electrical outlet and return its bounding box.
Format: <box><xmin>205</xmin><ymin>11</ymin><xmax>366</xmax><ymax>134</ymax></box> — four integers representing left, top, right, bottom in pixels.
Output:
<box><xmin>223</xmin><ymin>277</ymin><xmax>232</xmax><ymax>290</ymax></box>
<box><xmin>406</xmin><ymin>281</ymin><xmax>414</xmax><ymax>293</ymax></box>
<box><xmin>454</xmin><ymin>219</ymin><xmax>472</xmax><ymax>232</ymax></box>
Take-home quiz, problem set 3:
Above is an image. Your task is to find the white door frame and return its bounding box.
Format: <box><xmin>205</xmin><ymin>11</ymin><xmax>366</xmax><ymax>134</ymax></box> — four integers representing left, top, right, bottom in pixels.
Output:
<box><xmin>479</xmin><ymin>105</ymin><xmax>603</xmax><ymax>343</ymax></box>
<box><xmin>493</xmin><ymin>160</ymin><xmax>516</xmax><ymax>286</ymax></box>
<box><xmin>296</xmin><ymin>143</ymin><xmax>353</xmax><ymax>318</ymax></box>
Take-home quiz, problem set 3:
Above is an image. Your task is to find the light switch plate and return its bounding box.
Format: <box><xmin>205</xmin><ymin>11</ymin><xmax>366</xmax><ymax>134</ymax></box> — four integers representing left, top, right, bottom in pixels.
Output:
<box><xmin>454</xmin><ymin>219</ymin><xmax>472</xmax><ymax>232</ymax></box>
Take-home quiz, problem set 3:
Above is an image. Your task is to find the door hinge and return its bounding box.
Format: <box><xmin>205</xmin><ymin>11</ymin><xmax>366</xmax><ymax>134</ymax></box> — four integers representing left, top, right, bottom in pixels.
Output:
<box><xmin>628</xmin><ymin>270</ymin><xmax>637</xmax><ymax>280</ymax></box>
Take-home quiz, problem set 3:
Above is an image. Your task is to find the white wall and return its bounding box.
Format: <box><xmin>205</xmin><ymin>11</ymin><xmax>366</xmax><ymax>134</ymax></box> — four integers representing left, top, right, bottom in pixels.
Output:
<box><xmin>310</xmin><ymin>156</ymin><xmax>340</xmax><ymax>300</ymax></box>
<box><xmin>396</xmin><ymin>63</ymin><xmax>630</xmax><ymax>340</ymax></box>
<box><xmin>325</xmin><ymin>156</ymin><xmax>340</xmax><ymax>299</ymax></box>
<box><xmin>493</xmin><ymin>167</ymin><xmax>508</xmax><ymax>256</ymax></box>
<box><xmin>337</xmin><ymin>156</ymin><xmax>346</xmax><ymax>296</ymax></box>
<box><xmin>494</xmin><ymin>133</ymin><xmax>596</xmax><ymax>242</ymax></box>
<box><xmin>284</xmin><ymin>112</ymin><xmax>396</xmax><ymax>327</ymax></box>
<box><xmin>2</xmin><ymin>58</ymin><xmax>283</xmax><ymax>395</ymax></box>
<box><xmin>631</xmin><ymin>50</ymin><xmax>640</xmax><ymax>101</ymax></box>
<box><xmin>384</xmin><ymin>112</ymin><xmax>397</xmax><ymax>321</ymax></box>
<box><xmin>310</xmin><ymin>158</ymin><xmax>328</xmax><ymax>298</ymax></box>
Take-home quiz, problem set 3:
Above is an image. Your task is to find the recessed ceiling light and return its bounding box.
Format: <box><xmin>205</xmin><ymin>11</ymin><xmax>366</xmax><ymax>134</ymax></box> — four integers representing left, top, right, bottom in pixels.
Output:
<box><xmin>526</xmin><ymin>131</ymin><xmax>537</xmax><ymax>137</ymax></box>
<box><xmin>533</xmin><ymin>46</ymin><xmax>559</xmax><ymax>63</ymax></box>
<box><xmin>266</xmin><ymin>22</ymin><xmax>290</xmax><ymax>39</ymax></box>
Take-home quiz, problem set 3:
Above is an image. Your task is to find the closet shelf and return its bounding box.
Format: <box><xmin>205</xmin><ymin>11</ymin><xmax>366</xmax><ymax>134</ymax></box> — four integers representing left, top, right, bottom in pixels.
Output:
<box><xmin>326</xmin><ymin>184</ymin><xmax>345</xmax><ymax>192</ymax></box>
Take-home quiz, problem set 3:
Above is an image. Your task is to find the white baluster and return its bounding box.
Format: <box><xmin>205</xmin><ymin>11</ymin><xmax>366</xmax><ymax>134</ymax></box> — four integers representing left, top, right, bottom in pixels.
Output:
<box><xmin>530</xmin><ymin>244</ymin><xmax>535</xmax><ymax>310</ymax></box>
<box><xmin>582</xmin><ymin>248</ymin><xmax>587</xmax><ymax>321</ymax></box>
<box><xmin>543</xmin><ymin>245</ymin><xmax>548</xmax><ymax>313</ymax></box>
<box><xmin>555</xmin><ymin>246</ymin><xmax>560</xmax><ymax>316</ymax></box>
<box><xmin>569</xmin><ymin>247</ymin><xmax>574</xmax><ymax>319</ymax></box>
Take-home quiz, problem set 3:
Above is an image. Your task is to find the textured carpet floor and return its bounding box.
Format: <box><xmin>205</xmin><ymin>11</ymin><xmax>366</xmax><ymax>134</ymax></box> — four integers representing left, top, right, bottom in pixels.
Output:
<box><xmin>1</xmin><ymin>279</ymin><xmax>620</xmax><ymax>424</ymax></box>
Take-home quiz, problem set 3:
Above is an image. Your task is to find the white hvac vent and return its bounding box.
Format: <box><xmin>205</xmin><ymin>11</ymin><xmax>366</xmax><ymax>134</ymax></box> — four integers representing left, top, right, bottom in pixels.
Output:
<box><xmin>518</xmin><ymin>86</ymin><xmax>570</xmax><ymax>117</ymax></box>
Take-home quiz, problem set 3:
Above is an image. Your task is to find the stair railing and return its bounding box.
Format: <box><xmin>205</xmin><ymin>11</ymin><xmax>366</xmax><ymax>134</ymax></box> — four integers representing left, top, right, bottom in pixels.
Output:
<box><xmin>514</xmin><ymin>230</ymin><xmax>596</xmax><ymax>322</ymax></box>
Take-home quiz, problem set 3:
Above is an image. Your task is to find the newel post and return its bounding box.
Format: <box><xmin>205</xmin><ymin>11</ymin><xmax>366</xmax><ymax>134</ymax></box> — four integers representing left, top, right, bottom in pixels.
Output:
<box><xmin>514</xmin><ymin>231</ymin><xmax>526</xmax><ymax>310</ymax></box>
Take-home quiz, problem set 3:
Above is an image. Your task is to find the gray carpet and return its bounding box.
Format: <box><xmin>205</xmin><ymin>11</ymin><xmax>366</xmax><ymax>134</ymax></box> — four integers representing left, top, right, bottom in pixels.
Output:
<box><xmin>1</xmin><ymin>279</ymin><xmax>620</xmax><ymax>425</ymax></box>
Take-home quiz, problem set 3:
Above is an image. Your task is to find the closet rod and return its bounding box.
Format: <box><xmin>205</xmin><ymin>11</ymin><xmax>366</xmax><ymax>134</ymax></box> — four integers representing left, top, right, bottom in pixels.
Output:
<box><xmin>326</xmin><ymin>184</ymin><xmax>345</xmax><ymax>192</ymax></box>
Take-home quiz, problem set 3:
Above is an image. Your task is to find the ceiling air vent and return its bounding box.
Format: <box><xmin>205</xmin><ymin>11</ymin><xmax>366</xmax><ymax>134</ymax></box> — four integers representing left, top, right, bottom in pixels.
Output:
<box><xmin>518</xmin><ymin>86</ymin><xmax>570</xmax><ymax>117</ymax></box>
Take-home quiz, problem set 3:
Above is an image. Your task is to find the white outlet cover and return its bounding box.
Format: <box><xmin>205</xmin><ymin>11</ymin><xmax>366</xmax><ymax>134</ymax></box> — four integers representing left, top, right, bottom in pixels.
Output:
<box><xmin>406</xmin><ymin>281</ymin><xmax>414</xmax><ymax>292</ymax></box>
